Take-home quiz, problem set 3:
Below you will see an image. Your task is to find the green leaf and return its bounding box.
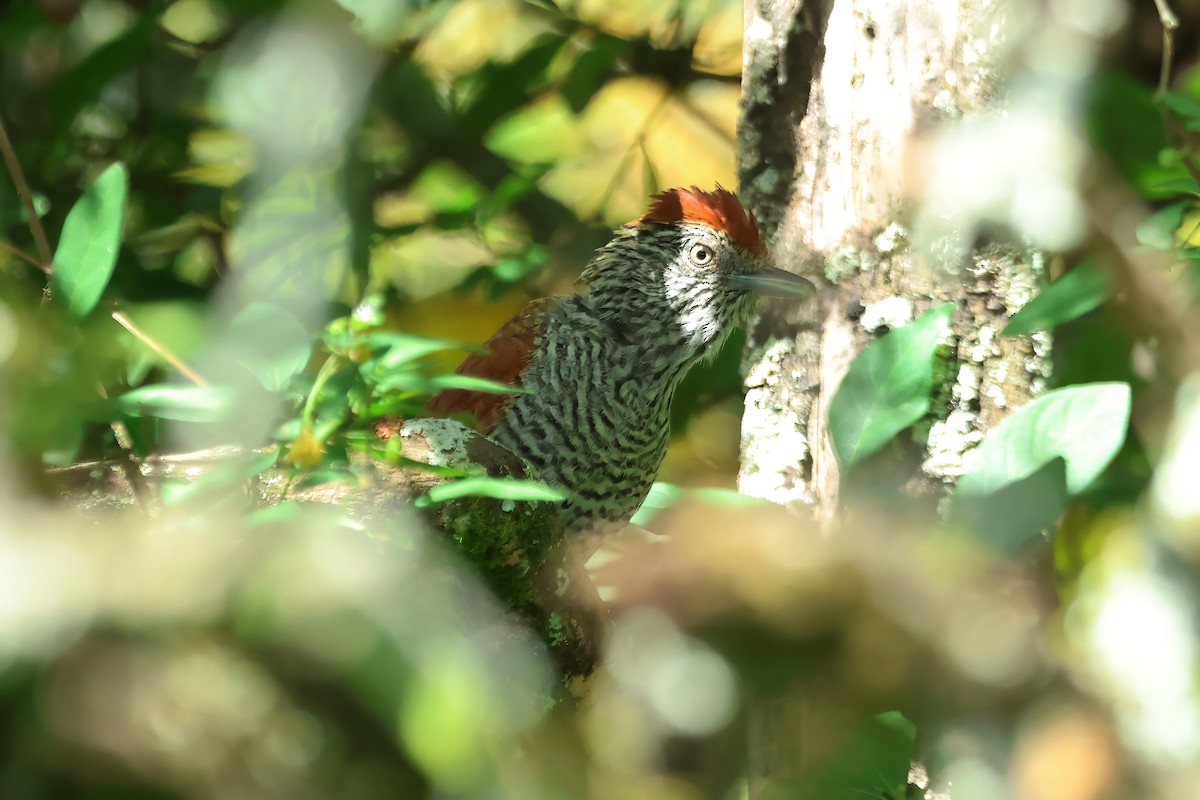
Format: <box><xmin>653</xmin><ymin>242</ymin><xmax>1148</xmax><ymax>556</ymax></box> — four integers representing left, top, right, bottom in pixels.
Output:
<box><xmin>1003</xmin><ymin>262</ymin><xmax>1109</xmax><ymax>336</ymax></box>
<box><xmin>227</xmin><ymin>302</ymin><xmax>313</xmax><ymax>391</ymax></box>
<box><xmin>956</xmin><ymin>382</ymin><xmax>1131</xmax><ymax>498</ymax></box>
<box><xmin>828</xmin><ymin>303</ymin><xmax>954</xmax><ymax>469</ymax></box>
<box><xmin>425</xmin><ymin>374</ymin><xmax>527</xmax><ymax>394</ymax></box>
<box><xmin>375</xmin><ymin>371</ymin><xmax>526</xmax><ymax>396</ymax></box>
<box><xmin>365</xmin><ymin>332</ymin><xmax>466</xmax><ymax>369</ymax></box>
<box><xmin>51</xmin><ymin>163</ymin><xmax>129</xmax><ymax>320</ymax></box>
<box><xmin>414</xmin><ymin>477</ymin><xmax>567</xmax><ymax>507</ymax></box>
<box><xmin>114</xmin><ymin>385</ymin><xmax>234</xmax><ymax>422</ymax></box>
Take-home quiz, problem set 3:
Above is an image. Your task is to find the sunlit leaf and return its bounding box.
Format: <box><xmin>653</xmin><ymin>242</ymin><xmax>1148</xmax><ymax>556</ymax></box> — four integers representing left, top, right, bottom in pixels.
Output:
<box><xmin>1003</xmin><ymin>261</ymin><xmax>1109</xmax><ymax>336</ymax></box>
<box><xmin>828</xmin><ymin>303</ymin><xmax>954</xmax><ymax>468</ymax></box>
<box><xmin>414</xmin><ymin>477</ymin><xmax>567</xmax><ymax>507</ymax></box>
<box><xmin>51</xmin><ymin>163</ymin><xmax>128</xmax><ymax>320</ymax></box>
<box><xmin>956</xmin><ymin>382</ymin><xmax>1130</xmax><ymax>499</ymax></box>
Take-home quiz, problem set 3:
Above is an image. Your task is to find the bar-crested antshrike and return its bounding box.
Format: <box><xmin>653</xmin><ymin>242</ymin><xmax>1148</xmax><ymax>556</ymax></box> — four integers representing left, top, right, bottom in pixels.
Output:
<box><xmin>428</xmin><ymin>187</ymin><xmax>815</xmax><ymax>536</ymax></box>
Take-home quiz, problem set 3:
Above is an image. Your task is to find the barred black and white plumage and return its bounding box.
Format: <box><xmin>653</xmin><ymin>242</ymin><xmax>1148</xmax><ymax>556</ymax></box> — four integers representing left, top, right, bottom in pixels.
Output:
<box><xmin>427</xmin><ymin>187</ymin><xmax>815</xmax><ymax>537</ymax></box>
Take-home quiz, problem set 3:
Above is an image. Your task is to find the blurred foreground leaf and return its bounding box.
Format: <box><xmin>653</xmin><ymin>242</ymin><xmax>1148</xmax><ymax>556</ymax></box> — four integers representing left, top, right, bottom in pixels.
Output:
<box><xmin>51</xmin><ymin>163</ymin><xmax>128</xmax><ymax>320</ymax></box>
<box><xmin>829</xmin><ymin>303</ymin><xmax>954</xmax><ymax>469</ymax></box>
<box><xmin>789</xmin><ymin>711</ymin><xmax>916</xmax><ymax>800</ymax></box>
<box><xmin>228</xmin><ymin>302</ymin><xmax>312</xmax><ymax>391</ymax></box>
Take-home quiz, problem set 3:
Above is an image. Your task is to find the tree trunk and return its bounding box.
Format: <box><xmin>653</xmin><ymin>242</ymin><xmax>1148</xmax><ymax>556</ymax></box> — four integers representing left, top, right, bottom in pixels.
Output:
<box><xmin>738</xmin><ymin>0</ymin><xmax>1047</xmax><ymax>792</ymax></box>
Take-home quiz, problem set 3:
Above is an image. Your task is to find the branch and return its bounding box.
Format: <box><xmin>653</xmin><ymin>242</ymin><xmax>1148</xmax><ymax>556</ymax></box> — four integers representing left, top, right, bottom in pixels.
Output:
<box><xmin>0</xmin><ymin>115</ymin><xmax>53</xmax><ymax>267</ymax></box>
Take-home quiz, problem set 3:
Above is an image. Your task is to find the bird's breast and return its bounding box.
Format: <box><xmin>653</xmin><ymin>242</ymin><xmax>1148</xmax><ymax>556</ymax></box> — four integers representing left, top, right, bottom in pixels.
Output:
<box><xmin>487</xmin><ymin>321</ymin><xmax>679</xmax><ymax>532</ymax></box>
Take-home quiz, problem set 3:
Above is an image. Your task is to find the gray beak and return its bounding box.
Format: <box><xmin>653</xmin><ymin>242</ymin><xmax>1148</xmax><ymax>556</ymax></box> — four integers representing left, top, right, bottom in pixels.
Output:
<box><xmin>730</xmin><ymin>267</ymin><xmax>816</xmax><ymax>298</ymax></box>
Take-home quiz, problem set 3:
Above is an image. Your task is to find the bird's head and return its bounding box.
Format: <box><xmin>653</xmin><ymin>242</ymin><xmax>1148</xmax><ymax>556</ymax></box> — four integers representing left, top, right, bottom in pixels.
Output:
<box><xmin>580</xmin><ymin>187</ymin><xmax>815</xmax><ymax>362</ymax></box>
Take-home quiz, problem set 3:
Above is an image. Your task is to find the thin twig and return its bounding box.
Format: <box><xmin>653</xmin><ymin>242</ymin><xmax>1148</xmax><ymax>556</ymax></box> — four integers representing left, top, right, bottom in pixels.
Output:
<box><xmin>0</xmin><ymin>238</ymin><xmax>50</xmax><ymax>273</ymax></box>
<box><xmin>1153</xmin><ymin>0</ymin><xmax>1180</xmax><ymax>98</ymax></box>
<box><xmin>94</xmin><ymin>379</ymin><xmax>151</xmax><ymax>506</ymax></box>
<box><xmin>1150</xmin><ymin>0</ymin><xmax>1200</xmax><ymax>187</ymax></box>
<box><xmin>0</xmin><ymin>115</ymin><xmax>53</xmax><ymax>267</ymax></box>
<box><xmin>111</xmin><ymin>309</ymin><xmax>210</xmax><ymax>387</ymax></box>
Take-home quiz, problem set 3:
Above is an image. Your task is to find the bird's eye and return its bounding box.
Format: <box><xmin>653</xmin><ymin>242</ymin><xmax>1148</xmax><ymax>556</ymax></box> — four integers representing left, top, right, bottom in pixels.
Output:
<box><xmin>688</xmin><ymin>243</ymin><xmax>715</xmax><ymax>267</ymax></box>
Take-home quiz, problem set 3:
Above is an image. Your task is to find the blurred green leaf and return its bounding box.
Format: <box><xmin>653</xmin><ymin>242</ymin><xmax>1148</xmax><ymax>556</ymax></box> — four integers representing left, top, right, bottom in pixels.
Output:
<box><xmin>1088</xmin><ymin>72</ymin><xmax>1191</xmax><ymax>198</ymax></box>
<box><xmin>40</xmin><ymin>420</ymin><xmax>85</xmax><ymax>468</ymax></box>
<box><xmin>1161</xmin><ymin>91</ymin><xmax>1200</xmax><ymax>124</ymax></box>
<box><xmin>790</xmin><ymin>711</ymin><xmax>917</xmax><ymax>800</ymax></box>
<box><xmin>115</xmin><ymin>384</ymin><xmax>234</xmax><ymax>422</ymax></box>
<box><xmin>631</xmin><ymin>481</ymin><xmax>764</xmax><ymax>526</ymax></box>
<box><xmin>1003</xmin><ymin>261</ymin><xmax>1109</xmax><ymax>336</ymax></box>
<box><xmin>50</xmin><ymin>20</ymin><xmax>152</xmax><ymax>128</ymax></box>
<box><xmin>1137</xmin><ymin>202</ymin><xmax>1189</xmax><ymax>250</ymax></box>
<box><xmin>956</xmin><ymin>382</ymin><xmax>1130</xmax><ymax>501</ymax></box>
<box><xmin>829</xmin><ymin>303</ymin><xmax>954</xmax><ymax>469</ymax></box>
<box><xmin>560</xmin><ymin>34</ymin><xmax>627</xmax><ymax>112</ymax></box>
<box><xmin>51</xmin><ymin>163</ymin><xmax>129</xmax><ymax>320</ymax></box>
<box><xmin>414</xmin><ymin>477</ymin><xmax>566</xmax><ymax>507</ymax></box>
<box><xmin>1151</xmin><ymin>177</ymin><xmax>1200</xmax><ymax>196</ymax></box>
<box><xmin>227</xmin><ymin>302</ymin><xmax>312</xmax><ymax>391</ymax></box>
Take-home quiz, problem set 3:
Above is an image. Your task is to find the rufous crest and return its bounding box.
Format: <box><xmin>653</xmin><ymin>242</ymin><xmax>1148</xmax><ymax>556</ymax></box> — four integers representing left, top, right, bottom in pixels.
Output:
<box><xmin>637</xmin><ymin>186</ymin><xmax>765</xmax><ymax>256</ymax></box>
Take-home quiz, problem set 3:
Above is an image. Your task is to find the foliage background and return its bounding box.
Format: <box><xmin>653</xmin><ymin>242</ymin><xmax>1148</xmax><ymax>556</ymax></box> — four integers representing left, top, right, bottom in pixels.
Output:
<box><xmin>2</xmin><ymin>1</ymin><xmax>1200</xmax><ymax>799</ymax></box>
<box><xmin>0</xmin><ymin>0</ymin><xmax>752</xmax><ymax>486</ymax></box>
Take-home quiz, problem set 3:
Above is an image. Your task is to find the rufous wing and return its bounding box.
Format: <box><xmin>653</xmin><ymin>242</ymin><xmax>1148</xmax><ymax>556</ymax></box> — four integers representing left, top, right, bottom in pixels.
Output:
<box><xmin>425</xmin><ymin>297</ymin><xmax>555</xmax><ymax>433</ymax></box>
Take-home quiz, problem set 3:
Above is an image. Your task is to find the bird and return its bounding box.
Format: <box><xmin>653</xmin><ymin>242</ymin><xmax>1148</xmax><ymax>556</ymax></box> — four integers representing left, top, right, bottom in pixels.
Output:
<box><xmin>427</xmin><ymin>186</ymin><xmax>815</xmax><ymax>540</ymax></box>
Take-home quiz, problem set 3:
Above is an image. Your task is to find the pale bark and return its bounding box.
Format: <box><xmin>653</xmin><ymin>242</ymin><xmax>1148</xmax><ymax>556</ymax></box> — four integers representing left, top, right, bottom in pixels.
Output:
<box><xmin>738</xmin><ymin>1</ymin><xmax>1046</xmax><ymax>795</ymax></box>
<box><xmin>738</xmin><ymin>0</ymin><xmax>1046</xmax><ymax>525</ymax></box>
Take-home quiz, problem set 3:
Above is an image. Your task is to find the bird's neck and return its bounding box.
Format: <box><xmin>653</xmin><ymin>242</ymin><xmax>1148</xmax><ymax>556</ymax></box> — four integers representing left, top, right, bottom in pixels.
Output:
<box><xmin>564</xmin><ymin>294</ymin><xmax>703</xmax><ymax>394</ymax></box>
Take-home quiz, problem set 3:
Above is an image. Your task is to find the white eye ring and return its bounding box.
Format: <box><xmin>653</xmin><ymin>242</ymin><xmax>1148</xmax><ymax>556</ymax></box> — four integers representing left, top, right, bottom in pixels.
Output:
<box><xmin>689</xmin><ymin>243</ymin><xmax>714</xmax><ymax>266</ymax></box>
